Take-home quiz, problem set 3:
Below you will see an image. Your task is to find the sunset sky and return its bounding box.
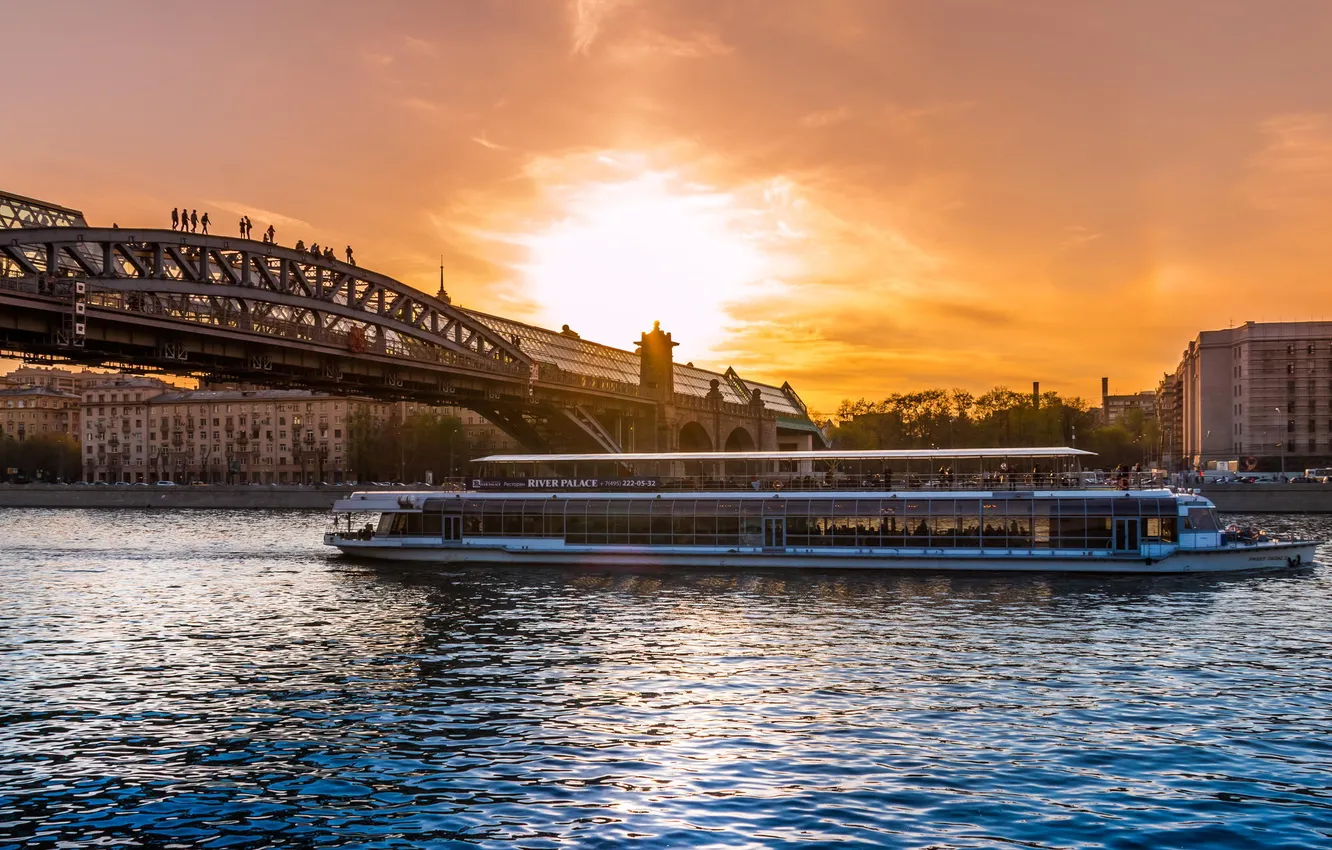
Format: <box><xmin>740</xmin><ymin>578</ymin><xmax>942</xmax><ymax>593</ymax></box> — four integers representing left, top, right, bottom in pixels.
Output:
<box><xmin>6</xmin><ymin>0</ymin><xmax>1332</xmax><ymax>413</ymax></box>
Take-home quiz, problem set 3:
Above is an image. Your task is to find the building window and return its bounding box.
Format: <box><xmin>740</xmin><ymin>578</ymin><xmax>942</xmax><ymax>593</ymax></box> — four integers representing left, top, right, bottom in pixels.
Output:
<box><xmin>1287</xmin><ymin>363</ymin><xmax>1296</xmax><ymax>374</ymax></box>
<box><xmin>1308</xmin><ymin>344</ymin><xmax>1315</xmax><ymax>355</ymax></box>
<box><xmin>1288</xmin><ymin>420</ymin><xmax>1296</xmax><ymax>433</ymax></box>
<box><xmin>1288</xmin><ymin>344</ymin><xmax>1296</xmax><ymax>355</ymax></box>
<box><xmin>1311</xmin><ymin>419</ymin><xmax>1317</xmax><ymax>434</ymax></box>
<box><xmin>1289</xmin><ymin>380</ymin><xmax>1297</xmax><ymax>393</ymax></box>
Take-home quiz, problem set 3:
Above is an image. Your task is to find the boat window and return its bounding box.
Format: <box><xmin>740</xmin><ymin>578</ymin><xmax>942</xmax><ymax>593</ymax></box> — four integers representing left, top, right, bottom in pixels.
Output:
<box><xmin>1143</xmin><ymin>517</ymin><xmax>1177</xmax><ymax>542</ymax></box>
<box><xmin>521</xmin><ymin>506</ymin><xmax>542</xmax><ymax>536</ymax></box>
<box><xmin>1055</xmin><ymin>499</ymin><xmax>1086</xmax><ymax>517</ymax></box>
<box><xmin>503</xmin><ymin>502</ymin><xmax>524</xmax><ymax>536</ymax></box>
<box><xmin>544</xmin><ymin>500</ymin><xmax>566</xmax><ymax>537</ymax></box>
<box><xmin>782</xmin><ymin>499</ymin><xmax>811</xmax><ymax>516</ymax></box>
<box><xmin>1085</xmin><ymin>516</ymin><xmax>1113</xmax><ymax>549</ymax></box>
<box><xmin>608</xmin><ymin>501</ymin><xmax>630</xmax><ymax>537</ymax></box>
<box><xmin>1112</xmin><ymin>498</ymin><xmax>1142</xmax><ymax>516</ymax></box>
<box><xmin>586</xmin><ymin>500</ymin><xmax>609</xmax><ymax>539</ymax></box>
<box><xmin>1084</xmin><ymin>499</ymin><xmax>1114</xmax><ymax>517</ymax></box>
<box><xmin>1186</xmin><ymin>508</ymin><xmax>1219</xmax><ymax>531</ymax></box>
<box><xmin>422</xmin><ymin>512</ymin><xmax>443</xmax><ymax>535</ymax></box>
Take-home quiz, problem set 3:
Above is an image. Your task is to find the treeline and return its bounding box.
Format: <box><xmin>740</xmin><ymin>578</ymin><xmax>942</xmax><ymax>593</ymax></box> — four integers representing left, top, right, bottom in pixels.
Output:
<box><xmin>0</xmin><ymin>433</ymin><xmax>81</xmax><ymax>482</ymax></box>
<box><xmin>345</xmin><ymin>409</ymin><xmax>502</xmax><ymax>483</ymax></box>
<box><xmin>829</xmin><ymin>387</ymin><xmax>1160</xmax><ymax>469</ymax></box>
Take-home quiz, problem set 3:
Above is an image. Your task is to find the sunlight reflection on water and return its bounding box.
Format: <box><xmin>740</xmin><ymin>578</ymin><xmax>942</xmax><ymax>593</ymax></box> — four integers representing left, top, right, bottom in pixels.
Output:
<box><xmin>2</xmin><ymin>509</ymin><xmax>1331</xmax><ymax>848</ymax></box>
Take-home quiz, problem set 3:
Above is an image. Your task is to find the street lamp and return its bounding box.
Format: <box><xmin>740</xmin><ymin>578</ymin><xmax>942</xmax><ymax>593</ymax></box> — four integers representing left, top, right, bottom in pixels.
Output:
<box><xmin>1274</xmin><ymin>407</ymin><xmax>1285</xmax><ymax>479</ymax></box>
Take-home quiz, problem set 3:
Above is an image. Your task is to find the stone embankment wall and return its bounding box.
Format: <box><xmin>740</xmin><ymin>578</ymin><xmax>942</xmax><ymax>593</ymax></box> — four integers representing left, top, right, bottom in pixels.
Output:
<box><xmin>0</xmin><ymin>485</ymin><xmax>441</xmax><ymax>510</ymax></box>
<box><xmin>1203</xmin><ymin>484</ymin><xmax>1332</xmax><ymax>513</ymax></box>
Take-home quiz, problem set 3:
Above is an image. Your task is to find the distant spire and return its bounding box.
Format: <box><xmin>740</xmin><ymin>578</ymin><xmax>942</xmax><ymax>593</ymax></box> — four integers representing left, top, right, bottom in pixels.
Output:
<box><xmin>436</xmin><ymin>255</ymin><xmax>450</xmax><ymax>304</ymax></box>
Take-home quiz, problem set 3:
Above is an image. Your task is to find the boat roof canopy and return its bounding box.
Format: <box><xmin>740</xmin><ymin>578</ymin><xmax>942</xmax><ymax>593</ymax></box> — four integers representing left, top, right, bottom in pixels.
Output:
<box><xmin>474</xmin><ymin>447</ymin><xmax>1094</xmax><ymax>464</ymax></box>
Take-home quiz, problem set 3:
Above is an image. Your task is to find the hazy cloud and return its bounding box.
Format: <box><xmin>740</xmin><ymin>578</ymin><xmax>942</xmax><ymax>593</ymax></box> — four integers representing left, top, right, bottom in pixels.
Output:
<box><xmin>203</xmin><ymin>200</ymin><xmax>310</xmax><ymax>231</ymax></box>
<box><xmin>801</xmin><ymin>108</ymin><xmax>850</xmax><ymax>128</ymax></box>
<box><xmin>570</xmin><ymin>0</ymin><xmax>632</xmax><ymax>54</ymax></box>
<box><xmin>471</xmin><ymin>134</ymin><xmax>508</xmax><ymax>151</ymax></box>
<box><xmin>1246</xmin><ymin>112</ymin><xmax>1332</xmax><ymax>213</ymax></box>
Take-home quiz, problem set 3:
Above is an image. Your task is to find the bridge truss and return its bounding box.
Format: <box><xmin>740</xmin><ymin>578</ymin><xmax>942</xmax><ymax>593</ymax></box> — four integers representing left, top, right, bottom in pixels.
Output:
<box><xmin>0</xmin><ymin>227</ymin><xmax>531</xmax><ymax>385</ymax></box>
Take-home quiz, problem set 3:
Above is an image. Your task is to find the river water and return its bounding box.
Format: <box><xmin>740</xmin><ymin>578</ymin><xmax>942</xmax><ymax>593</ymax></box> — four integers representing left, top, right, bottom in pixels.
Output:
<box><xmin>2</xmin><ymin>509</ymin><xmax>1331</xmax><ymax>848</ymax></box>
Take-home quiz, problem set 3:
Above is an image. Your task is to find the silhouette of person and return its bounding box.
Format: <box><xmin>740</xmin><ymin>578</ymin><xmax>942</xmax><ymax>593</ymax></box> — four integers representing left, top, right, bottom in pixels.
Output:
<box><xmin>200</xmin><ymin>212</ymin><xmax>210</xmax><ymax>234</ymax></box>
<box><xmin>265</xmin><ymin>224</ymin><xmax>275</xmax><ymax>243</ymax></box>
<box><xmin>309</xmin><ymin>242</ymin><xmax>319</xmax><ymax>257</ymax></box>
<box><xmin>345</xmin><ymin>245</ymin><xmax>354</xmax><ymax>265</ymax></box>
<box><xmin>239</xmin><ymin>218</ymin><xmax>246</xmax><ymax>237</ymax></box>
<box><xmin>244</xmin><ymin>216</ymin><xmax>252</xmax><ymax>238</ymax></box>
<box><xmin>189</xmin><ymin>210</ymin><xmax>198</xmax><ymax>232</ymax></box>
<box><xmin>294</xmin><ymin>239</ymin><xmax>305</xmax><ymax>252</ymax></box>
<box><xmin>171</xmin><ymin>207</ymin><xmax>179</xmax><ymax>230</ymax></box>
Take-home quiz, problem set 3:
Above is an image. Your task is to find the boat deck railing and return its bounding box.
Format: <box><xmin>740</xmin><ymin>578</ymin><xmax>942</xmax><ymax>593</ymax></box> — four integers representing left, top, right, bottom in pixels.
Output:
<box><xmin>466</xmin><ymin>472</ymin><xmax>1161</xmax><ymax>493</ymax></box>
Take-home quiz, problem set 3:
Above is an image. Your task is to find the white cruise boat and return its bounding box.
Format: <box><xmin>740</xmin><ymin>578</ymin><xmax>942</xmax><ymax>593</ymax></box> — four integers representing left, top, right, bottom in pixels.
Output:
<box><xmin>324</xmin><ymin>449</ymin><xmax>1317</xmax><ymax>574</ymax></box>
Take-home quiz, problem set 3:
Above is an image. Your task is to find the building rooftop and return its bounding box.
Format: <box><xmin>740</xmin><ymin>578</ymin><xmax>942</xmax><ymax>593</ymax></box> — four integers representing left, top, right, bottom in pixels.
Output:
<box><xmin>147</xmin><ymin>389</ymin><xmax>335</xmax><ymax>404</ymax></box>
<box><xmin>463</xmin><ymin>308</ymin><xmax>809</xmax><ymax>419</ymax></box>
<box><xmin>0</xmin><ymin>386</ymin><xmax>80</xmax><ymax>399</ymax></box>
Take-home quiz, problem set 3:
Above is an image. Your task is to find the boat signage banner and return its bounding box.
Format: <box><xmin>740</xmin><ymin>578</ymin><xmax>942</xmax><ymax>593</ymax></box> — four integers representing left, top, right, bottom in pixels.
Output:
<box><xmin>468</xmin><ymin>478</ymin><xmax>659</xmax><ymax>491</ymax></box>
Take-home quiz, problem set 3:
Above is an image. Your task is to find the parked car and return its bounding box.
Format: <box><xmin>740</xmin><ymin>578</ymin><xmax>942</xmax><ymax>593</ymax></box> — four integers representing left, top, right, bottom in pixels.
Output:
<box><xmin>156</xmin><ymin>480</ymin><xmax>177</xmax><ymax>486</ymax></box>
<box><xmin>1290</xmin><ymin>476</ymin><xmax>1315</xmax><ymax>484</ymax></box>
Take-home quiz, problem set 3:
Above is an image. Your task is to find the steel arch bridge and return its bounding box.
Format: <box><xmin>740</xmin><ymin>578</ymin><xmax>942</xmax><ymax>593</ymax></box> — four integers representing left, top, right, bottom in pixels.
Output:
<box><xmin>0</xmin><ymin>225</ymin><xmax>537</xmax><ymax>390</ymax></box>
<box><xmin>0</xmin><ymin>190</ymin><xmax>824</xmax><ymax>454</ymax></box>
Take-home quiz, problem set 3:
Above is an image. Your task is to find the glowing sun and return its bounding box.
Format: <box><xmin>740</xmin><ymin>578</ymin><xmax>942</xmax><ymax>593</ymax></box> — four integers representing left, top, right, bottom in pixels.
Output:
<box><xmin>516</xmin><ymin>167</ymin><xmax>773</xmax><ymax>358</ymax></box>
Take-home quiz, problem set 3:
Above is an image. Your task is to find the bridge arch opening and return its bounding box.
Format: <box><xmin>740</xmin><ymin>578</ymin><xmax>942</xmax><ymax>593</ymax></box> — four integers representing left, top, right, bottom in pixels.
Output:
<box><xmin>679</xmin><ymin>421</ymin><xmax>713</xmax><ymax>452</ymax></box>
<box><xmin>723</xmin><ymin>427</ymin><xmax>757</xmax><ymax>476</ymax></box>
<box><xmin>724</xmin><ymin>426</ymin><xmax>756</xmax><ymax>452</ymax></box>
<box><xmin>678</xmin><ymin>421</ymin><xmax>713</xmax><ymax>478</ymax></box>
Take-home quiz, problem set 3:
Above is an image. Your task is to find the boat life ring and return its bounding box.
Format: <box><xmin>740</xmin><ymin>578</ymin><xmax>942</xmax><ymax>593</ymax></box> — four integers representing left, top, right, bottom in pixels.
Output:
<box><xmin>1245</xmin><ymin>456</ymin><xmax>1258</xmax><ymax>471</ymax></box>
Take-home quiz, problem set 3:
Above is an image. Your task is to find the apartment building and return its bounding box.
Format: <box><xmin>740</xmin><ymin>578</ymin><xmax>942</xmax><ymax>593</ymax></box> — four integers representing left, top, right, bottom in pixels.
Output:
<box><xmin>0</xmin><ymin>386</ymin><xmax>82</xmax><ymax>440</ymax></box>
<box><xmin>1172</xmin><ymin>321</ymin><xmax>1332</xmax><ymax>470</ymax></box>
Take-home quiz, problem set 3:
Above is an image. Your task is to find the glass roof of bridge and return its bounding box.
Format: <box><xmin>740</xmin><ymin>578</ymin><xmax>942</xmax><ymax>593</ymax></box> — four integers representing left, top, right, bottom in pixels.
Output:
<box><xmin>0</xmin><ymin>190</ymin><xmax>86</xmax><ymax>230</ymax></box>
<box><xmin>467</xmin><ymin>310</ymin><xmax>641</xmax><ymax>385</ymax></box>
<box><xmin>464</xmin><ymin>308</ymin><xmax>808</xmax><ymax>417</ymax></box>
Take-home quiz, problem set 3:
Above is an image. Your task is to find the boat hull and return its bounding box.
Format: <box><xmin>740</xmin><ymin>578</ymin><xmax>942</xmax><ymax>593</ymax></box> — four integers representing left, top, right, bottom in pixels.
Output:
<box><xmin>327</xmin><ymin>538</ymin><xmax>1317</xmax><ymax>574</ymax></box>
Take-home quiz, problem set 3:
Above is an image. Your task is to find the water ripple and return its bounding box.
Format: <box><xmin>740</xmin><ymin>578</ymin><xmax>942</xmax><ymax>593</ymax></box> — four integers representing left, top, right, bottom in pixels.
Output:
<box><xmin>1</xmin><ymin>509</ymin><xmax>1332</xmax><ymax>847</ymax></box>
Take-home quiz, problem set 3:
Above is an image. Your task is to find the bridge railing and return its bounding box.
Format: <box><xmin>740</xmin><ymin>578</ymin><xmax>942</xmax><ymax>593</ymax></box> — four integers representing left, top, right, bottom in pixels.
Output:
<box><xmin>671</xmin><ymin>391</ymin><xmax>772</xmax><ymax>419</ymax></box>
<box><xmin>535</xmin><ymin>362</ymin><xmax>641</xmax><ymax>397</ymax></box>
<box><xmin>0</xmin><ymin>273</ymin><xmax>530</xmax><ymax>378</ymax></box>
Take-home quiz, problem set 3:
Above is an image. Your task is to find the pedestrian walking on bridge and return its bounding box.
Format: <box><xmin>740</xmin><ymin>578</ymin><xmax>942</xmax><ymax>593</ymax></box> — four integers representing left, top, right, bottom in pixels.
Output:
<box><xmin>190</xmin><ymin>210</ymin><xmax>198</xmax><ymax>233</ymax></box>
<box><xmin>345</xmin><ymin>245</ymin><xmax>355</xmax><ymax>265</ymax></box>
<box><xmin>265</xmin><ymin>224</ymin><xmax>275</xmax><ymax>243</ymax></box>
<box><xmin>200</xmin><ymin>212</ymin><xmax>210</xmax><ymax>235</ymax></box>
<box><xmin>171</xmin><ymin>207</ymin><xmax>179</xmax><ymax>230</ymax></box>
